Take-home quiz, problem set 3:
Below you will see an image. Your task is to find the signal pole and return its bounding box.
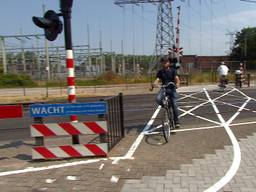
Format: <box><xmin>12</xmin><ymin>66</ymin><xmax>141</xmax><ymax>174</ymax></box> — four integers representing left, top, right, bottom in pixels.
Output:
<box><xmin>33</xmin><ymin>2</ymin><xmax>78</xmax><ymax>134</ymax></box>
<box><xmin>60</xmin><ymin>0</ymin><xmax>79</xmax><ymax>144</ymax></box>
<box><xmin>42</xmin><ymin>4</ymin><xmax>51</xmax><ymax>80</ymax></box>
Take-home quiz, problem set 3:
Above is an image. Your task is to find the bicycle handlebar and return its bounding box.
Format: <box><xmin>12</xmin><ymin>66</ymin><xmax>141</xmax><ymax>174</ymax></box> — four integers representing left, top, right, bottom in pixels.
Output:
<box><xmin>161</xmin><ymin>82</ymin><xmax>176</xmax><ymax>89</ymax></box>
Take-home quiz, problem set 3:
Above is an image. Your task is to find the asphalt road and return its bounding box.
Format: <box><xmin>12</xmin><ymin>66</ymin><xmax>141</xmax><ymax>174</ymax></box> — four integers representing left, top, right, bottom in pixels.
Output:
<box><xmin>0</xmin><ymin>88</ymin><xmax>255</xmax><ymax>142</ymax></box>
<box><xmin>0</xmin><ymin>87</ymin><xmax>255</xmax><ymax>192</ymax></box>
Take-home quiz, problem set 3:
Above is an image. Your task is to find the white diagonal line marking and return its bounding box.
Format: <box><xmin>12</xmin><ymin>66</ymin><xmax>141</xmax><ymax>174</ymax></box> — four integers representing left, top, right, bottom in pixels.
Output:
<box><xmin>179</xmin><ymin>108</ymin><xmax>221</xmax><ymax>125</ymax></box>
<box><xmin>226</xmin><ymin>98</ymin><xmax>251</xmax><ymax>125</ymax></box>
<box><xmin>179</xmin><ymin>89</ymin><xmax>236</xmax><ymax>118</ymax></box>
<box><xmin>180</xmin><ymin>93</ymin><xmax>256</xmax><ymax>114</ymax></box>
<box><xmin>203</xmin><ymin>88</ymin><xmax>242</xmax><ymax>192</ymax></box>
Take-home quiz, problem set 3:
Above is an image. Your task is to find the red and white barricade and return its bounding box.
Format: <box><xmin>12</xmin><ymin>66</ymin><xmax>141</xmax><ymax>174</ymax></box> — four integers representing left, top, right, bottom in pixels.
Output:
<box><xmin>30</xmin><ymin>121</ymin><xmax>108</xmax><ymax>160</ymax></box>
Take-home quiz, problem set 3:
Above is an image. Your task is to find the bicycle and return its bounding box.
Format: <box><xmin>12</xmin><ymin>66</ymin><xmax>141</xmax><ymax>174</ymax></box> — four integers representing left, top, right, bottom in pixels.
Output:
<box><xmin>145</xmin><ymin>82</ymin><xmax>176</xmax><ymax>143</ymax></box>
<box><xmin>218</xmin><ymin>75</ymin><xmax>228</xmax><ymax>92</ymax></box>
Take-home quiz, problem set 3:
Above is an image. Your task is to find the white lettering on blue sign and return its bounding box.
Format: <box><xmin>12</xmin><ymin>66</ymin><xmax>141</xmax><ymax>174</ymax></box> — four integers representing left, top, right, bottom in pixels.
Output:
<box><xmin>31</xmin><ymin>107</ymin><xmax>65</xmax><ymax>115</ymax></box>
<box><xmin>30</xmin><ymin>102</ymin><xmax>107</xmax><ymax>117</ymax></box>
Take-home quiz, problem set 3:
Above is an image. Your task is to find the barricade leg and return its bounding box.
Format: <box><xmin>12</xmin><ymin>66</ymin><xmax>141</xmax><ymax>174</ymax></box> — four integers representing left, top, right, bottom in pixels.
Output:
<box><xmin>34</xmin><ymin>117</ymin><xmax>44</xmax><ymax>146</ymax></box>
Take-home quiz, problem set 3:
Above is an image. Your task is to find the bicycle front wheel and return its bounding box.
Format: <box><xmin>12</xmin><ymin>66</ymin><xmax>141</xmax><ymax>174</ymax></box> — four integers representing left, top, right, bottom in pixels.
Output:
<box><xmin>162</xmin><ymin>108</ymin><xmax>171</xmax><ymax>143</ymax></box>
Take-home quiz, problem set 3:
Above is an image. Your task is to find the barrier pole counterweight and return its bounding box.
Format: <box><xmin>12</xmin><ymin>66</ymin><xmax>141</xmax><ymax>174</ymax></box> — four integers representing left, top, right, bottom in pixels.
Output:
<box><xmin>60</xmin><ymin>0</ymin><xmax>79</xmax><ymax>144</ymax></box>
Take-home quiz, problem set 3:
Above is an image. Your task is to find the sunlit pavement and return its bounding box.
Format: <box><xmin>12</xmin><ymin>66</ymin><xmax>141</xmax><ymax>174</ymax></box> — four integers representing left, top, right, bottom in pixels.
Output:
<box><xmin>0</xmin><ymin>86</ymin><xmax>255</xmax><ymax>192</ymax></box>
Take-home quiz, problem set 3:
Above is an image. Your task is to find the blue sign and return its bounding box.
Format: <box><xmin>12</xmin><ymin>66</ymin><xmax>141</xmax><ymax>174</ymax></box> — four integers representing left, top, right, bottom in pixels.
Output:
<box><xmin>30</xmin><ymin>102</ymin><xmax>107</xmax><ymax>117</ymax></box>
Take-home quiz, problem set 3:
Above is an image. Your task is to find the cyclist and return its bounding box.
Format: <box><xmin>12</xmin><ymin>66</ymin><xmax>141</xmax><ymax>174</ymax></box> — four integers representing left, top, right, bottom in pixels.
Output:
<box><xmin>150</xmin><ymin>56</ymin><xmax>181</xmax><ymax>128</ymax></box>
<box><xmin>217</xmin><ymin>61</ymin><xmax>229</xmax><ymax>88</ymax></box>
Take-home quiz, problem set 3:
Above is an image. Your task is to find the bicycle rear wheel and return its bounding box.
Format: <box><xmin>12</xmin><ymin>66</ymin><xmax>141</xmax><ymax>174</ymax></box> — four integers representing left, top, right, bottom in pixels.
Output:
<box><xmin>162</xmin><ymin>108</ymin><xmax>171</xmax><ymax>142</ymax></box>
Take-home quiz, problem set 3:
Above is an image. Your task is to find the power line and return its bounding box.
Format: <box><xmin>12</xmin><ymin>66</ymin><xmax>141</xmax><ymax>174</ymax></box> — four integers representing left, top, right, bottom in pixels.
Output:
<box><xmin>240</xmin><ymin>0</ymin><xmax>256</xmax><ymax>3</ymax></box>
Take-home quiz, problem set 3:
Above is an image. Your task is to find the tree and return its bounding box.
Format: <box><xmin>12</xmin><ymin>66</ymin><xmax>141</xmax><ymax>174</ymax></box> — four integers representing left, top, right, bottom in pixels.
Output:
<box><xmin>230</xmin><ymin>27</ymin><xmax>256</xmax><ymax>69</ymax></box>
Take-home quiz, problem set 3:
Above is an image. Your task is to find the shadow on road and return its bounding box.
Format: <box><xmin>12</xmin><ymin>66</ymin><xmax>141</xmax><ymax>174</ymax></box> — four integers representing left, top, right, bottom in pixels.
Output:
<box><xmin>13</xmin><ymin>154</ymin><xmax>31</xmax><ymax>161</ymax></box>
<box><xmin>125</xmin><ymin>124</ymin><xmax>145</xmax><ymax>134</ymax></box>
<box><xmin>0</xmin><ymin>140</ymin><xmax>33</xmax><ymax>149</ymax></box>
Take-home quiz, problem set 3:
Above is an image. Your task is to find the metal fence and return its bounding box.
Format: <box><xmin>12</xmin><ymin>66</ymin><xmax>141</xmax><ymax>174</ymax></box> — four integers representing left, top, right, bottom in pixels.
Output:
<box><xmin>99</xmin><ymin>93</ymin><xmax>125</xmax><ymax>150</ymax></box>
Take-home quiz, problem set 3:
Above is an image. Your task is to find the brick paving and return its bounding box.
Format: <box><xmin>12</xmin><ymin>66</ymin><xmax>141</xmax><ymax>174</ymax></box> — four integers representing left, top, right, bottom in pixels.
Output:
<box><xmin>121</xmin><ymin>133</ymin><xmax>256</xmax><ymax>192</ymax></box>
<box><xmin>1</xmin><ymin>125</ymin><xmax>255</xmax><ymax>192</ymax></box>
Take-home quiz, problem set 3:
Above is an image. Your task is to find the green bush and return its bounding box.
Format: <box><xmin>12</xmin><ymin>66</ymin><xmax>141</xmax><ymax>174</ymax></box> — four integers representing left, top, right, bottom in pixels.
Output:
<box><xmin>0</xmin><ymin>74</ymin><xmax>37</xmax><ymax>88</ymax></box>
<box><xmin>191</xmin><ymin>72</ymin><xmax>216</xmax><ymax>84</ymax></box>
<box><xmin>0</xmin><ymin>71</ymin><xmax>151</xmax><ymax>88</ymax></box>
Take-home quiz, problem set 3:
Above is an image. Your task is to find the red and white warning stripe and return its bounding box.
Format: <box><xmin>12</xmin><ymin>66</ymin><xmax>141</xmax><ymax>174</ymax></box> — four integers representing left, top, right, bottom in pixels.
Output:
<box><xmin>175</xmin><ymin>6</ymin><xmax>183</xmax><ymax>61</ymax></box>
<box><xmin>31</xmin><ymin>121</ymin><xmax>107</xmax><ymax>137</ymax></box>
<box><xmin>66</xmin><ymin>50</ymin><xmax>77</xmax><ymax>122</ymax></box>
<box><xmin>32</xmin><ymin>143</ymin><xmax>108</xmax><ymax>159</ymax></box>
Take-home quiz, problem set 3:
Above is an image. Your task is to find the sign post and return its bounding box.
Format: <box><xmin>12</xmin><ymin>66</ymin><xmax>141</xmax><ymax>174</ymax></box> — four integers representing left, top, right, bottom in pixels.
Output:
<box><xmin>59</xmin><ymin>0</ymin><xmax>79</xmax><ymax>144</ymax></box>
<box><xmin>33</xmin><ymin>0</ymin><xmax>79</xmax><ymax>144</ymax></box>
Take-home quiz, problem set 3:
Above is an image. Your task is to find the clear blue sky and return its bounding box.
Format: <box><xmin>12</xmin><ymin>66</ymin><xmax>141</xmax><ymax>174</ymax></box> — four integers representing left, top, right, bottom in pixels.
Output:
<box><xmin>0</xmin><ymin>0</ymin><xmax>256</xmax><ymax>56</ymax></box>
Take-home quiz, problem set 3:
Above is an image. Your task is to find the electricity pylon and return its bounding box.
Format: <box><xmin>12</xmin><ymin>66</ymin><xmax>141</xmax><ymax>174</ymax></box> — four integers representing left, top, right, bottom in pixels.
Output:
<box><xmin>114</xmin><ymin>0</ymin><xmax>176</xmax><ymax>71</ymax></box>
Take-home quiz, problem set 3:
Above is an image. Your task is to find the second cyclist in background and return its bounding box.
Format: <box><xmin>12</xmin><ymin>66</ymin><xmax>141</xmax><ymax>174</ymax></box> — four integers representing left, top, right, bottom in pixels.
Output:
<box><xmin>217</xmin><ymin>61</ymin><xmax>229</xmax><ymax>88</ymax></box>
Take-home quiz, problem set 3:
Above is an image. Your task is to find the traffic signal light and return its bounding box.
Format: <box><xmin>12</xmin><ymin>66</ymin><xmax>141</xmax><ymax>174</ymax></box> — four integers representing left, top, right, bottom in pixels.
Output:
<box><xmin>32</xmin><ymin>10</ymin><xmax>63</xmax><ymax>41</ymax></box>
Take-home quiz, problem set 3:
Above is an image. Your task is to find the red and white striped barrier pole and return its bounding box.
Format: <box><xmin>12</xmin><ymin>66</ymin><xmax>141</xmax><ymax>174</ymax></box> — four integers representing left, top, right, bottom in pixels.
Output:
<box><xmin>176</xmin><ymin>6</ymin><xmax>181</xmax><ymax>65</ymax></box>
<box><xmin>60</xmin><ymin>0</ymin><xmax>79</xmax><ymax>144</ymax></box>
<box><xmin>66</xmin><ymin>50</ymin><xmax>76</xmax><ymax>116</ymax></box>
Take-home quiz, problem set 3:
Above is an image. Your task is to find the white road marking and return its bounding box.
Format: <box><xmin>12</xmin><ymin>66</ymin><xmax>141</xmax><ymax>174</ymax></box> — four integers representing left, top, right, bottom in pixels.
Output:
<box><xmin>181</xmin><ymin>92</ymin><xmax>256</xmax><ymax>113</ymax></box>
<box><xmin>0</xmin><ymin>88</ymin><xmax>253</xmax><ymax>178</ymax></box>
<box><xmin>232</xmin><ymin>90</ymin><xmax>256</xmax><ymax>103</ymax></box>
<box><xmin>226</xmin><ymin>98</ymin><xmax>251</xmax><ymax>125</ymax></box>
<box><xmin>66</xmin><ymin>176</ymin><xmax>78</xmax><ymax>181</ymax></box>
<box><xmin>113</xmin><ymin>89</ymin><xmax>229</xmax><ymax>164</ymax></box>
<box><xmin>99</xmin><ymin>163</ymin><xmax>105</xmax><ymax>170</ymax></box>
<box><xmin>177</xmin><ymin>91</ymin><xmax>203</xmax><ymax>101</ymax></box>
<box><xmin>203</xmin><ymin>88</ymin><xmax>250</xmax><ymax>192</ymax></box>
<box><xmin>0</xmin><ymin>158</ymin><xmax>107</xmax><ymax>177</ymax></box>
<box><xmin>179</xmin><ymin>89</ymin><xmax>236</xmax><ymax>118</ymax></box>
<box><xmin>143</xmin><ymin>124</ymin><xmax>163</xmax><ymax>135</ymax></box>
<box><xmin>233</xmin><ymin>88</ymin><xmax>251</xmax><ymax>99</ymax></box>
<box><xmin>45</xmin><ymin>179</ymin><xmax>56</xmax><ymax>184</ymax></box>
<box><xmin>172</xmin><ymin>121</ymin><xmax>256</xmax><ymax>133</ymax></box>
<box><xmin>112</xmin><ymin>105</ymin><xmax>162</xmax><ymax>164</ymax></box>
<box><xmin>110</xmin><ymin>175</ymin><xmax>119</xmax><ymax>183</ymax></box>
<box><xmin>179</xmin><ymin>108</ymin><xmax>221</xmax><ymax>125</ymax></box>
